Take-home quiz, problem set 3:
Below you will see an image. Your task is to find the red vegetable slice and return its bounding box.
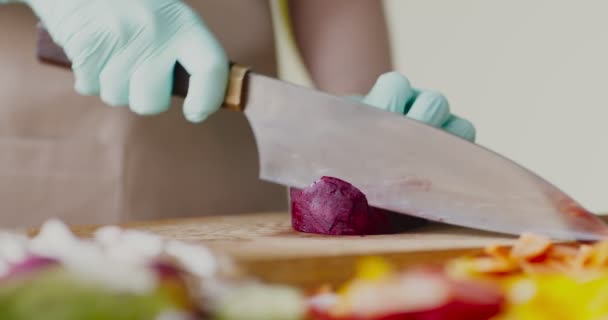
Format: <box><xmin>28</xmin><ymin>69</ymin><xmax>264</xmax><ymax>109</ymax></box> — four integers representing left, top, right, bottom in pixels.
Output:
<box><xmin>309</xmin><ymin>270</ymin><xmax>504</xmax><ymax>320</ymax></box>
<box><xmin>2</xmin><ymin>255</ymin><xmax>59</xmax><ymax>281</ymax></box>
<box><xmin>290</xmin><ymin>177</ymin><xmax>426</xmax><ymax>236</ymax></box>
<box><xmin>150</xmin><ymin>260</ymin><xmax>198</xmax><ymax>313</ymax></box>
<box><xmin>150</xmin><ymin>260</ymin><xmax>184</xmax><ymax>280</ymax></box>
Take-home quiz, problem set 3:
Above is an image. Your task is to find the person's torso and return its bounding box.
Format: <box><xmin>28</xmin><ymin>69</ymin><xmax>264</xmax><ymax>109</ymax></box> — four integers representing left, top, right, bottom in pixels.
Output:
<box><xmin>0</xmin><ymin>0</ymin><xmax>287</xmax><ymax>228</ymax></box>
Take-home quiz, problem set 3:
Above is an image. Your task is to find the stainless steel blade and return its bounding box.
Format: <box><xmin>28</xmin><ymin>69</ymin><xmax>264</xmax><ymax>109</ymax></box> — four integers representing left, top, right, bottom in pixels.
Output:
<box><xmin>242</xmin><ymin>74</ymin><xmax>608</xmax><ymax>241</ymax></box>
<box><xmin>34</xmin><ymin>26</ymin><xmax>606</xmax><ymax>241</ymax></box>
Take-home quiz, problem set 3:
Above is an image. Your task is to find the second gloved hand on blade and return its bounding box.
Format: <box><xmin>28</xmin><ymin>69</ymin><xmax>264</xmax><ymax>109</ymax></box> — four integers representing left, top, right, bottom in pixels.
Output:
<box><xmin>362</xmin><ymin>72</ymin><xmax>476</xmax><ymax>142</ymax></box>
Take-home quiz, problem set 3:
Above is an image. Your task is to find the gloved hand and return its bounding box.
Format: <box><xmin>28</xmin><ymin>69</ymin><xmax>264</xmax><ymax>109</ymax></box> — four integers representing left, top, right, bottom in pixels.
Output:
<box><xmin>360</xmin><ymin>72</ymin><xmax>476</xmax><ymax>142</ymax></box>
<box><xmin>21</xmin><ymin>0</ymin><xmax>228</xmax><ymax>122</ymax></box>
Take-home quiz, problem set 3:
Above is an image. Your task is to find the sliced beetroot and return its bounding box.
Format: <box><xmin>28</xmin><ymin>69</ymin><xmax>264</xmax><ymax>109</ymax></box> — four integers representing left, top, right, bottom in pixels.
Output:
<box><xmin>2</xmin><ymin>255</ymin><xmax>59</xmax><ymax>280</ymax></box>
<box><xmin>309</xmin><ymin>270</ymin><xmax>504</xmax><ymax>320</ymax></box>
<box><xmin>149</xmin><ymin>260</ymin><xmax>198</xmax><ymax>313</ymax></box>
<box><xmin>150</xmin><ymin>260</ymin><xmax>184</xmax><ymax>280</ymax></box>
<box><xmin>290</xmin><ymin>177</ymin><xmax>427</xmax><ymax>236</ymax></box>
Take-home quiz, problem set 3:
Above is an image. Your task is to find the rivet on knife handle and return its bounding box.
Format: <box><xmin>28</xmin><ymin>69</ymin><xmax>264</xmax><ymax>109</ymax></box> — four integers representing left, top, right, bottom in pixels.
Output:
<box><xmin>35</xmin><ymin>23</ymin><xmax>250</xmax><ymax>112</ymax></box>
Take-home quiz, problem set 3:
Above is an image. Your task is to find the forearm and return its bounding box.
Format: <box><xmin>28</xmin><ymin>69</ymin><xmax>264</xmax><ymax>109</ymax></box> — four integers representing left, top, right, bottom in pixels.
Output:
<box><xmin>288</xmin><ymin>0</ymin><xmax>392</xmax><ymax>95</ymax></box>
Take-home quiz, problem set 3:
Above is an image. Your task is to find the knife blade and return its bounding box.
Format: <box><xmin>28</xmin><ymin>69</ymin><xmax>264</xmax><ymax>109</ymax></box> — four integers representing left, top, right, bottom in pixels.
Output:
<box><xmin>35</xmin><ymin>25</ymin><xmax>608</xmax><ymax>241</ymax></box>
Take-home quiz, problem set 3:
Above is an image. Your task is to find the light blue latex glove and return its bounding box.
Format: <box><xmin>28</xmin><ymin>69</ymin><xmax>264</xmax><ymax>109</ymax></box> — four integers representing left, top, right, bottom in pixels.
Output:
<box><xmin>359</xmin><ymin>72</ymin><xmax>476</xmax><ymax>142</ymax></box>
<box><xmin>20</xmin><ymin>0</ymin><xmax>228</xmax><ymax>122</ymax></box>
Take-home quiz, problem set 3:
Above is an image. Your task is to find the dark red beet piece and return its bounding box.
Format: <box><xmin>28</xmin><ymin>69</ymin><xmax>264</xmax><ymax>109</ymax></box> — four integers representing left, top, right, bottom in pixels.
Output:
<box><xmin>150</xmin><ymin>260</ymin><xmax>184</xmax><ymax>280</ymax></box>
<box><xmin>373</xmin><ymin>208</ymin><xmax>428</xmax><ymax>233</ymax></box>
<box><xmin>290</xmin><ymin>177</ymin><xmax>427</xmax><ymax>236</ymax></box>
<box><xmin>291</xmin><ymin>177</ymin><xmax>375</xmax><ymax>235</ymax></box>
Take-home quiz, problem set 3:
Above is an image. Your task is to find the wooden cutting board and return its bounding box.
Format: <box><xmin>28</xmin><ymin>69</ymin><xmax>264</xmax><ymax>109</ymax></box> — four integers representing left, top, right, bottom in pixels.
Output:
<box><xmin>67</xmin><ymin>212</ymin><xmax>532</xmax><ymax>289</ymax></box>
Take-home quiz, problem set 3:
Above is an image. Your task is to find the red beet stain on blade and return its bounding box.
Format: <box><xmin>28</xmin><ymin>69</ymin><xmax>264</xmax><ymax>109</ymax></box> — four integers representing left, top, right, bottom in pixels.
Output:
<box><xmin>549</xmin><ymin>190</ymin><xmax>608</xmax><ymax>239</ymax></box>
<box><xmin>290</xmin><ymin>176</ymin><xmax>427</xmax><ymax>236</ymax></box>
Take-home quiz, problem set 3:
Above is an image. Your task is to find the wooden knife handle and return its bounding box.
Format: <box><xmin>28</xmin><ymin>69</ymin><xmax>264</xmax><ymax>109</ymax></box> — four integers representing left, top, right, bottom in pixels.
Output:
<box><xmin>35</xmin><ymin>23</ymin><xmax>249</xmax><ymax>112</ymax></box>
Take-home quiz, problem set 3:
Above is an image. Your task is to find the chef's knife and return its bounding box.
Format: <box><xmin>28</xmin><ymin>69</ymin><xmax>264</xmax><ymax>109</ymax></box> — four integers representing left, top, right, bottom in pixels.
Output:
<box><xmin>35</xmin><ymin>25</ymin><xmax>608</xmax><ymax>241</ymax></box>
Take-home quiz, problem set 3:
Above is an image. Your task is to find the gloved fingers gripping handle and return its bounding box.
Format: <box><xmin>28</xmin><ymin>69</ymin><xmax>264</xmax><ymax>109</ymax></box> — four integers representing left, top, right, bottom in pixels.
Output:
<box><xmin>35</xmin><ymin>24</ymin><xmax>249</xmax><ymax>112</ymax></box>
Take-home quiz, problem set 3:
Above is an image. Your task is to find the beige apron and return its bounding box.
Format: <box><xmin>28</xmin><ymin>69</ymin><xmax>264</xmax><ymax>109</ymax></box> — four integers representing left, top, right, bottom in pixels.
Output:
<box><xmin>0</xmin><ymin>1</ymin><xmax>287</xmax><ymax>228</ymax></box>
